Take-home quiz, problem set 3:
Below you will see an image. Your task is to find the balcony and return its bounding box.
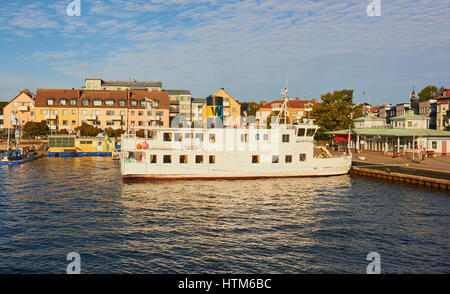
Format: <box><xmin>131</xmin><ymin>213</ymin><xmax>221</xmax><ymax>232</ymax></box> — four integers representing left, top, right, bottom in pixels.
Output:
<box><xmin>46</xmin><ymin>114</ymin><xmax>57</xmax><ymax>120</ymax></box>
<box><xmin>84</xmin><ymin>115</ymin><xmax>97</xmax><ymax>120</ymax></box>
<box><xmin>17</xmin><ymin>106</ymin><xmax>29</xmax><ymax>111</ymax></box>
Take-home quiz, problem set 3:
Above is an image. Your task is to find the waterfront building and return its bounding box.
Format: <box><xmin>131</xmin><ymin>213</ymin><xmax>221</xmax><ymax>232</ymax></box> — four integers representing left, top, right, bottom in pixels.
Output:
<box><xmin>202</xmin><ymin>88</ymin><xmax>241</xmax><ymax>128</ymax></box>
<box><xmin>191</xmin><ymin>97</ymin><xmax>206</xmax><ymax>127</ymax></box>
<box><xmin>2</xmin><ymin>89</ymin><xmax>35</xmax><ymax>131</ymax></box>
<box><xmin>436</xmin><ymin>88</ymin><xmax>450</xmax><ymax>130</ymax></box>
<box><xmin>328</xmin><ymin>110</ymin><xmax>450</xmax><ymax>156</ymax></box>
<box><xmin>418</xmin><ymin>99</ymin><xmax>437</xmax><ymax>129</ymax></box>
<box><xmin>257</xmin><ymin>98</ymin><xmax>318</xmax><ymax>127</ymax></box>
<box><xmin>48</xmin><ymin>135</ymin><xmax>116</xmax><ymax>157</ymax></box>
<box><xmin>83</xmin><ymin>78</ymin><xmax>162</xmax><ymax>92</ymax></box>
<box><xmin>166</xmin><ymin>90</ymin><xmax>192</xmax><ymax>126</ymax></box>
<box><xmin>34</xmin><ymin>89</ymin><xmax>169</xmax><ymax>133</ymax></box>
<box><xmin>353</xmin><ymin>112</ymin><xmax>386</xmax><ymax>128</ymax></box>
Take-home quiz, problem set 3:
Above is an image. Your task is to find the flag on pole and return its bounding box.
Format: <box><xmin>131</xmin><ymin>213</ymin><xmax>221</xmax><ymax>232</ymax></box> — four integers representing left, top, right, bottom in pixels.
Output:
<box><xmin>103</xmin><ymin>130</ymin><xmax>114</xmax><ymax>151</ymax></box>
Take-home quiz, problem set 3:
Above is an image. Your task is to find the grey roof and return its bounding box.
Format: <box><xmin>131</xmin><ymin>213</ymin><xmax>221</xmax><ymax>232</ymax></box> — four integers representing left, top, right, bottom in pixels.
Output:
<box><xmin>165</xmin><ymin>89</ymin><xmax>191</xmax><ymax>95</ymax></box>
<box><xmin>191</xmin><ymin>97</ymin><xmax>206</xmax><ymax>103</ymax></box>
<box><xmin>102</xmin><ymin>80</ymin><xmax>162</xmax><ymax>87</ymax></box>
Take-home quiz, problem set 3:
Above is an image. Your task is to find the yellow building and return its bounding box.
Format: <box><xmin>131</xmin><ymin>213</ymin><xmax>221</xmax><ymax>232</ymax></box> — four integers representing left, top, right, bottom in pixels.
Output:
<box><xmin>48</xmin><ymin>135</ymin><xmax>116</xmax><ymax>156</ymax></box>
<box><xmin>257</xmin><ymin>98</ymin><xmax>318</xmax><ymax>126</ymax></box>
<box><xmin>202</xmin><ymin>88</ymin><xmax>241</xmax><ymax>128</ymax></box>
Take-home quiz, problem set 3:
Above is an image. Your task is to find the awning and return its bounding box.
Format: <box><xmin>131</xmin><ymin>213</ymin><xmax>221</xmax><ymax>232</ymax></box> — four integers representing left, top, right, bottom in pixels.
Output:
<box><xmin>333</xmin><ymin>135</ymin><xmax>354</xmax><ymax>142</ymax></box>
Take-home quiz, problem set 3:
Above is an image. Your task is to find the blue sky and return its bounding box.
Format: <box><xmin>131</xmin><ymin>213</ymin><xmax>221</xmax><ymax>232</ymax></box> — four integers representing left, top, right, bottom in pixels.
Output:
<box><xmin>0</xmin><ymin>0</ymin><xmax>449</xmax><ymax>105</ymax></box>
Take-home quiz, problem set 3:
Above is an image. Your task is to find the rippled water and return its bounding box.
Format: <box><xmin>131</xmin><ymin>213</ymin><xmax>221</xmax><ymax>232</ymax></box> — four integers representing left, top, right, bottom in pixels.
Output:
<box><xmin>0</xmin><ymin>157</ymin><xmax>448</xmax><ymax>273</ymax></box>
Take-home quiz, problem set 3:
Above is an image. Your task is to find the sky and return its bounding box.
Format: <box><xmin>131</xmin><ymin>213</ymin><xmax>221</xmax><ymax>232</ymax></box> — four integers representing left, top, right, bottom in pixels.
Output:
<box><xmin>0</xmin><ymin>0</ymin><xmax>449</xmax><ymax>105</ymax></box>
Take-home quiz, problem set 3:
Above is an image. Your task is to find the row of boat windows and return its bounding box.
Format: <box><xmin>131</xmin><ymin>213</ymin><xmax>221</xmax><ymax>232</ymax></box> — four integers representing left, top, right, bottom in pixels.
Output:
<box><xmin>162</xmin><ymin>133</ymin><xmax>295</xmax><ymax>143</ymax></box>
<box><xmin>129</xmin><ymin>154</ymin><xmax>307</xmax><ymax>164</ymax></box>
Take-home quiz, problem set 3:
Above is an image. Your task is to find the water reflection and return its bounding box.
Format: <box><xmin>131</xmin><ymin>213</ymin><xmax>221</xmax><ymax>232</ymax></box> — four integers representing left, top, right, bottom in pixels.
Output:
<box><xmin>0</xmin><ymin>158</ymin><xmax>448</xmax><ymax>273</ymax></box>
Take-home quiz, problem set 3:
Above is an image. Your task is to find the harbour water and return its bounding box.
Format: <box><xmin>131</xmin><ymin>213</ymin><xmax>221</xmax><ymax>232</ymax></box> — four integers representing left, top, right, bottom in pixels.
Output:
<box><xmin>0</xmin><ymin>157</ymin><xmax>448</xmax><ymax>273</ymax></box>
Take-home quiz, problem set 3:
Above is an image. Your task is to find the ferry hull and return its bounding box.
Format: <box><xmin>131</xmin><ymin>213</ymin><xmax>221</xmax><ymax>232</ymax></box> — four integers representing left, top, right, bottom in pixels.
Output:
<box><xmin>121</xmin><ymin>158</ymin><xmax>351</xmax><ymax>181</ymax></box>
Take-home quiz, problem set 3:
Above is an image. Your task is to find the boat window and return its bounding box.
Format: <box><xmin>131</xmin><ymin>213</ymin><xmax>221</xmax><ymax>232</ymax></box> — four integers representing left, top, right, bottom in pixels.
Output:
<box><xmin>263</xmin><ymin>134</ymin><xmax>269</xmax><ymax>141</ymax></box>
<box><xmin>180</xmin><ymin>155</ymin><xmax>188</xmax><ymax>164</ymax></box>
<box><xmin>195</xmin><ymin>133</ymin><xmax>204</xmax><ymax>141</ymax></box>
<box><xmin>282</xmin><ymin>134</ymin><xmax>290</xmax><ymax>143</ymax></box>
<box><xmin>209</xmin><ymin>134</ymin><xmax>216</xmax><ymax>143</ymax></box>
<box><xmin>272</xmin><ymin>155</ymin><xmax>279</xmax><ymax>163</ymax></box>
<box><xmin>150</xmin><ymin>155</ymin><xmax>157</xmax><ymax>163</ymax></box>
<box><xmin>174</xmin><ymin>133</ymin><xmax>183</xmax><ymax>142</ymax></box>
<box><xmin>255</xmin><ymin>134</ymin><xmax>260</xmax><ymax>141</ymax></box>
<box><xmin>209</xmin><ymin>155</ymin><xmax>215</xmax><ymax>164</ymax></box>
<box><xmin>299</xmin><ymin>153</ymin><xmax>306</xmax><ymax>162</ymax></box>
<box><xmin>306</xmin><ymin>128</ymin><xmax>316</xmax><ymax>137</ymax></box>
<box><xmin>163</xmin><ymin>133</ymin><xmax>172</xmax><ymax>141</ymax></box>
<box><xmin>241</xmin><ymin>134</ymin><xmax>248</xmax><ymax>142</ymax></box>
<box><xmin>252</xmin><ymin>155</ymin><xmax>260</xmax><ymax>163</ymax></box>
<box><xmin>185</xmin><ymin>133</ymin><xmax>193</xmax><ymax>139</ymax></box>
<box><xmin>195</xmin><ymin>155</ymin><xmax>204</xmax><ymax>164</ymax></box>
<box><xmin>163</xmin><ymin>155</ymin><xmax>171</xmax><ymax>163</ymax></box>
<box><xmin>297</xmin><ymin>128</ymin><xmax>306</xmax><ymax>136</ymax></box>
<box><xmin>285</xmin><ymin>155</ymin><xmax>292</xmax><ymax>163</ymax></box>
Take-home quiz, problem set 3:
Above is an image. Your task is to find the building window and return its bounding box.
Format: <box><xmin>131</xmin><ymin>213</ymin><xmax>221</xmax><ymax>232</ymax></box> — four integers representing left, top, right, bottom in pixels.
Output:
<box><xmin>72</xmin><ymin>120</ymin><xmax>76</xmax><ymax>125</ymax></box>
<box><xmin>252</xmin><ymin>155</ymin><xmax>260</xmax><ymax>163</ymax></box>
<box><xmin>195</xmin><ymin>133</ymin><xmax>204</xmax><ymax>141</ymax></box>
<box><xmin>72</xmin><ymin>110</ymin><xmax>76</xmax><ymax>115</ymax></box>
<box><xmin>62</xmin><ymin>110</ymin><xmax>68</xmax><ymax>115</ymax></box>
<box><xmin>299</xmin><ymin>153</ymin><xmax>306</xmax><ymax>162</ymax></box>
<box><xmin>62</xmin><ymin>120</ymin><xmax>68</xmax><ymax>125</ymax></box>
<box><xmin>106</xmin><ymin>110</ymin><xmax>115</xmax><ymax>116</ymax></box>
<box><xmin>120</xmin><ymin>110</ymin><xmax>126</xmax><ymax>116</ymax></box>
<box><xmin>130</xmin><ymin>111</ymin><xmax>135</xmax><ymax>115</ymax></box>
<box><xmin>70</xmin><ymin>99</ymin><xmax>77</xmax><ymax>106</ymax></box>
<box><xmin>150</xmin><ymin>155</ymin><xmax>157</xmax><ymax>163</ymax></box>
<box><xmin>53</xmin><ymin>110</ymin><xmax>59</xmax><ymax>115</ymax></box>
<box><xmin>195</xmin><ymin>155</ymin><xmax>204</xmax><ymax>164</ymax></box>
<box><xmin>140</xmin><ymin>100</ymin><xmax>147</xmax><ymax>107</ymax></box>
<box><xmin>94</xmin><ymin>110</ymin><xmax>101</xmax><ymax>115</ymax></box>
<box><xmin>81</xmin><ymin>110</ymin><xmax>87</xmax><ymax>115</ymax></box>
<box><xmin>209</xmin><ymin>155</ymin><xmax>215</xmax><ymax>164</ymax></box>
<box><xmin>105</xmin><ymin>100</ymin><xmax>114</xmax><ymax>106</ymax></box>
<box><xmin>285</xmin><ymin>155</ymin><xmax>292</xmax><ymax>163</ymax></box>
<box><xmin>41</xmin><ymin>109</ymin><xmax>48</xmax><ymax>115</ymax></box>
<box><xmin>174</xmin><ymin>133</ymin><xmax>183</xmax><ymax>142</ymax></box>
<box><xmin>180</xmin><ymin>155</ymin><xmax>188</xmax><ymax>164</ymax></box>
<box><xmin>163</xmin><ymin>155</ymin><xmax>172</xmax><ymax>163</ymax></box>
<box><xmin>209</xmin><ymin>134</ymin><xmax>216</xmax><ymax>143</ymax></box>
<box><xmin>408</xmin><ymin>121</ymin><xmax>412</xmax><ymax>127</ymax></box>
<box><xmin>82</xmin><ymin>99</ymin><xmax>89</xmax><ymax>106</ymax></box>
<box><xmin>163</xmin><ymin>133</ymin><xmax>172</xmax><ymax>141</ymax></box>
<box><xmin>272</xmin><ymin>155</ymin><xmax>279</xmax><ymax>163</ymax></box>
<box><xmin>255</xmin><ymin>134</ymin><xmax>260</xmax><ymax>141</ymax></box>
<box><xmin>130</xmin><ymin>100</ymin><xmax>137</xmax><ymax>107</ymax></box>
<box><xmin>138</xmin><ymin>111</ymin><xmax>143</xmax><ymax>116</ymax></box>
<box><xmin>60</xmin><ymin>99</ymin><xmax>67</xmax><ymax>106</ymax></box>
<box><xmin>119</xmin><ymin>100</ymin><xmax>125</xmax><ymax>107</ymax></box>
<box><xmin>107</xmin><ymin>121</ymin><xmax>114</xmax><ymax>126</ymax></box>
<box><xmin>138</xmin><ymin>121</ymin><xmax>143</xmax><ymax>126</ymax></box>
<box><xmin>47</xmin><ymin>99</ymin><xmax>54</xmax><ymax>106</ymax></box>
<box><xmin>432</xmin><ymin>141</ymin><xmax>437</xmax><ymax>149</ymax></box>
<box><xmin>93</xmin><ymin>99</ymin><xmax>102</xmax><ymax>106</ymax></box>
<box><xmin>282</xmin><ymin>134</ymin><xmax>290</xmax><ymax>142</ymax></box>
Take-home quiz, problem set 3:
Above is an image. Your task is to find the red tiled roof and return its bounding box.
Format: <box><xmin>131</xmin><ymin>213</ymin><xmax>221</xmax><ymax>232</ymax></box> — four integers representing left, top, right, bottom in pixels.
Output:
<box><xmin>260</xmin><ymin>99</ymin><xmax>319</xmax><ymax>109</ymax></box>
<box><xmin>34</xmin><ymin>89</ymin><xmax>169</xmax><ymax>109</ymax></box>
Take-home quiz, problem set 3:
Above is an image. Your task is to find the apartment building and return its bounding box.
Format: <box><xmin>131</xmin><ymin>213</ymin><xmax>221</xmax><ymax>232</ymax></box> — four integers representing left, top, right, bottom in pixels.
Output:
<box><xmin>2</xmin><ymin>89</ymin><xmax>35</xmax><ymax>131</ymax></box>
<box><xmin>202</xmin><ymin>88</ymin><xmax>241</xmax><ymax>128</ymax></box>
<box><xmin>166</xmin><ymin>89</ymin><xmax>192</xmax><ymax>126</ymax></box>
<box><xmin>34</xmin><ymin>89</ymin><xmax>169</xmax><ymax>133</ymax></box>
<box><xmin>191</xmin><ymin>97</ymin><xmax>206</xmax><ymax>127</ymax></box>
<box><xmin>418</xmin><ymin>99</ymin><xmax>437</xmax><ymax>129</ymax></box>
<box><xmin>257</xmin><ymin>98</ymin><xmax>318</xmax><ymax>126</ymax></box>
<box><xmin>436</xmin><ymin>88</ymin><xmax>450</xmax><ymax>130</ymax></box>
<box><xmin>83</xmin><ymin>78</ymin><xmax>162</xmax><ymax>92</ymax></box>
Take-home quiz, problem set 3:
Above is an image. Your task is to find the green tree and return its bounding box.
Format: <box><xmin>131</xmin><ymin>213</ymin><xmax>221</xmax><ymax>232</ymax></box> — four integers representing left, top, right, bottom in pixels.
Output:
<box><xmin>23</xmin><ymin>122</ymin><xmax>49</xmax><ymax>137</ymax></box>
<box><xmin>310</xmin><ymin>89</ymin><xmax>362</xmax><ymax>136</ymax></box>
<box><xmin>0</xmin><ymin>101</ymin><xmax>7</xmax><ymax>115</ymax></box>
<box><xmin>74</xmin><ymin>123</ymin><xmax>102</xmax><ymax>137</ymax></box>
<box><xmin>418</xmin><ymin>85</ymin><xmax>438</xmax><ymax>101</ymax></box>
<box><xmin>246</xmin><ymin>102</ymin><xmax>260</xmax><ymax>116</ymax></box>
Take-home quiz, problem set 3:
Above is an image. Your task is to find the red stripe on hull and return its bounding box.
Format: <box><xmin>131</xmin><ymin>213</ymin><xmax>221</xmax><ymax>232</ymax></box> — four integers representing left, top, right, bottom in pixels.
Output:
<box><xmin>122</xmin><ymin>173</ymin><xmax>349</xmax><ymax>181</ymax></box>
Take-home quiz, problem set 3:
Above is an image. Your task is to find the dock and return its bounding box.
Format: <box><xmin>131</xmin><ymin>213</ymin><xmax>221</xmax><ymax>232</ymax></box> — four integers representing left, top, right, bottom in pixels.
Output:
<box><xmin>350</xmin><ymin>153</ymin><xmax>450</xmax><ymax>191</ymax></box>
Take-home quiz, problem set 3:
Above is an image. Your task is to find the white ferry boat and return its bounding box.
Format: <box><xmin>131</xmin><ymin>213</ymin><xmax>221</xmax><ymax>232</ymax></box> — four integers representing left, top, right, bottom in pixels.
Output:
<box><xmin>119</xmin><ymin>89</ymin><xmax>351</xmax><ymax>180</ymax></box>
